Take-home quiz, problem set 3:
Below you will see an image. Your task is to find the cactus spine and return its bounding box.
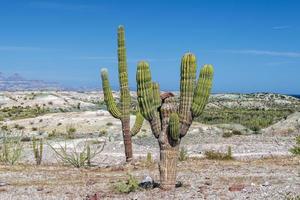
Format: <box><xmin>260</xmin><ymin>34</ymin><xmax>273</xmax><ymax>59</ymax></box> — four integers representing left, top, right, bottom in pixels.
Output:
<box><xmin>100</xmin><ymin>26</ymin><xmax>144</xmax><ymax>162</ymax></box>
<box><xmin>136</xmin><ymin>53</ymin><xmax>214</xmax><ymax>189</ymax></box>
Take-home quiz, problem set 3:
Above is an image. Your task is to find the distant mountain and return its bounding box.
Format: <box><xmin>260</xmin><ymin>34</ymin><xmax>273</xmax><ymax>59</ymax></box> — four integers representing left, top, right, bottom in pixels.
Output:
<box><xmin>0</xmin><ymin>72</ymin><xmax>61</xmax><ymax>91</ymax></box>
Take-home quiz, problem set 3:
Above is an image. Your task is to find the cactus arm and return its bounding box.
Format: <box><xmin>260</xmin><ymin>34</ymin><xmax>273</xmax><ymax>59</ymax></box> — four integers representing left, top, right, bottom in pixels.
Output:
<box><xmin>130</xmin><ymin>111</ymin><xmax>144</xmax><ymax>136</ymax></box>
<box><xmin>136</xmin><ymin>61</ymin><xmax>161</xmax><ymax>138</ymax></box>
<box><xmin>152</xmin><ymin>82</ymin><xmax>161</xmax><ymax>109</ymax></box>
<box><xmin>169</xmin><ymin>113</ymin><xmax>180</xmax><ymax>141</ymax></box>
<box><xmin>136</xmin><ymin>61</ymin><xmax>155</xmax><ymax>120</ymax></box>
<box><xmin>160</xmin><ymin>97</ymin><xmax>177</xmax><ymax>145</ymax></box>
<box><xmin>118</xmin><ymin>25</ymin><xmax>131</xmax><ymax>119</ymax></box>
<box><xmin>178</xmin><ymin>53</ymin><xmax>197</xmax><ymax>137</ymax></box>
<box><xmin>101</xmin><ymin>69</ymin><xmax>122</xmax><ymax>119</ymax></box>
<box><xmin>191</xmin><ymin>64</ymin><xmax>214</xmax><ymax>117</ymax></box>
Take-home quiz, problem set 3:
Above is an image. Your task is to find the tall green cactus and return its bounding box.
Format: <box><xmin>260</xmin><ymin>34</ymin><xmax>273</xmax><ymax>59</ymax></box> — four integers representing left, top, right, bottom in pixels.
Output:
<box><xmin>136</xmin><ymin>52</ymin><xmax>214</xmax><ymax>189</ymax></box>
<box><xmin>100</xmin><ymin>26</ymin><xmax>144</xmax><ymax>162</ymax></box>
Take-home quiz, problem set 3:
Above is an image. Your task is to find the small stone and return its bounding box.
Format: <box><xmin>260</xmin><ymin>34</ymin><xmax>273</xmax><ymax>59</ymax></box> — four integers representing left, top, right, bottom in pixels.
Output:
<box><xmin>37</xmin><ymin>187</ymin><xmax>44</xmax><ymax>191</ymax></box>
<box><xmin>86</xmin><ymin>192</ymin><xmax>101</xmax><ymax>200</ymax></box>
<box><xmin>261</xmin><ymin>181</ymin><xmax>270</xmax><ymax>187</ymax></box>
<box><xmin>175</xmin><ymin>181</ymin><xmax>183</xmax><ymax>188</ymax></box>
<box><xmin>142</xmin><ymin>176</ymin><xmax>153</xmax><ymax>183</ymax></box>
<box><xmin>198</xmin><ymin>186</ymin><xmax>207</xmax><ymax>193</ymax></box>
<box><xmin>229</xmin><ymin>184</ymin><xmax>245</xmax><ymax>192</ymax></box>
<box><xmin>0</xmin><ymin>188</ymin><xmax>7</xmax><ymax>192</ymax></box>
<box><xmin>204</xmin><ymin>181</ymin><xmax>212</xmax><ymax>186</ymax></box>
<box><xmin>0</xmin><ymin>182</ymin><xmax>8</xmax><ymax>187</ymax></box>
<box><xmin>86</xmin><ymin>179</ymin><xmax>96</xmax><ymax>186</ymax></box>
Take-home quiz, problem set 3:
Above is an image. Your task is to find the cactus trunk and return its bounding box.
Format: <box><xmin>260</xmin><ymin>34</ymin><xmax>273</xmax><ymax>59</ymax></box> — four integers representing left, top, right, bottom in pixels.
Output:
<box><xmin>159</xmin><ymin>146</ymin><xmax>179</xmax><ymax>190</ymax></box>
<box><xmin>121</xmin><ymin>118</ymin><xmax>133</xmax><ymax>161</ymax></box>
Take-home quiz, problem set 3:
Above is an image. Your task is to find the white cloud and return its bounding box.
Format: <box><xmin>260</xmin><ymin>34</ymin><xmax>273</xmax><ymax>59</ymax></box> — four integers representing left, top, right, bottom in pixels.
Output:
<box><xmin>265</xmin><ymin>61</ymin><xmax>297</xmax><ymax>66</ymax></box>
<box><xmin>77</xmin><ymin>56</ymin><xmax>116</xmax><ymax>60</ymax></box>
<box><xmin>272</xmin><ymin>25</ymin><xmax>291</xmax><ymax>30</ymax></box>
<box><xmin>29</xmin><ymin>2</ymin><xmax>97</xmax><ymax>10</ymax></box>
<box><xmin>77</xmin><ymin>56</ymin><xmax>178</xmax><ymax>63</ymax></box>
<box><xmin>0</xmin><ymin>46</ymin><xmax>42</xmax><ymax>51</ymax></box>
<box><xmin>216</xmin><ymin>49</ymin><xmax>300</xmax><ymax>58</ymax></box>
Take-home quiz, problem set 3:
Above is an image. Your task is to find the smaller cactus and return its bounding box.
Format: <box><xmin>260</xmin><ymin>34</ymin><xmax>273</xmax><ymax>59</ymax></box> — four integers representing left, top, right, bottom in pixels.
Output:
<box><xmin>32</xmin><ymin>137</ymin><xmax>43</xmax><ymax>165</ymax></box>
<box><xmin>169</xmin><ymin>113</ymin><xmax>180</xmax><ymax>141</ymax></box>
<box><xmin>100</xmin><ymin>26</ymin><xmax>144</xmax><ymax>162</ymax></box>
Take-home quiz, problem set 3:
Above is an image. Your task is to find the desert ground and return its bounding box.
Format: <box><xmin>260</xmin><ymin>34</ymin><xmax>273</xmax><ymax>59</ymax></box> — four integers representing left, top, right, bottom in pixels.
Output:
<box><xmin>0</xmin><ymin>91</ymin><xmax>299</xmax><ymax>200</ymax></box>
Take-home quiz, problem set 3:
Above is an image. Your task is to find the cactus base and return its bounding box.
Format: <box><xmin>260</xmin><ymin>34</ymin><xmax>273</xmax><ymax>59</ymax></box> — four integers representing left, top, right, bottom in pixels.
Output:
<box><xmin>159</xmin><ymin>146</ymin><xmax>179</xmax><ymax>190</ymax></box>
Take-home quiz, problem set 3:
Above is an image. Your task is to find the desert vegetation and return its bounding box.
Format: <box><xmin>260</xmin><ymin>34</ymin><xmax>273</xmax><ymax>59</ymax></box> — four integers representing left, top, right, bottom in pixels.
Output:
<box><xmin>0</xmin><ymin>26</ymin><xmax>299</xmax><ymax>199</ymax></box>
<box><xmin>197</xmin><ymin>107</ymin><xmax>294</xmax><ymax>131</ymax></box>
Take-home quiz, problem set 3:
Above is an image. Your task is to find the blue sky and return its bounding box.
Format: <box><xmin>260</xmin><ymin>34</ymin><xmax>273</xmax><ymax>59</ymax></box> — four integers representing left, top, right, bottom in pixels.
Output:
<box><xmin>0</xmin><ymin>0</ymin><xmax>299</xmax><ymax>93</ymax></box>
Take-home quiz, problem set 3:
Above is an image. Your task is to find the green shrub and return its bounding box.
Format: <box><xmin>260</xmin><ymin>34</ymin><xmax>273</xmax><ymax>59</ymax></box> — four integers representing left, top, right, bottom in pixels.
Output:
<box><xmin>232</xmin><ymin>130</ymin><xmax>242</xmax><ymax>135</ymax></box>
<box><xmin>285</xmin><ymin>193</ymin><xmax>300</xmax><ymax>200</ymax></box>
<box><xmin>114</xmin><ymin>174</ymin><xmax>139</xmax><ymax>193</ymax></box>
<box><xmin>205</xmin><ymin>146</ymin><xmax>233</xmax><ymax>160</ymax></box>
<box><xmin>66</xmin><ymin>125</ymin><xmax>76</xmax><ymax>139</ymax></box>
<box><xmin>195</xmin><ymin>108</ymin><xmax>293</xmax><ymax>131</ymax></box>
<box><xmin>144</xmin><ymin>152</ymin><xmax>154</xmax><ymax>167</ymax></box>
<box><xmin>146</xmin><ymin>152</ymin><xmax>152</xmax><ymax>163</ymax></box>
<box><xmin>48</xmin><ymin>129</ymin><xmax>57</xmax><ymax>138</ymax></box>
<box><xmin>222</xmin><ymin>131</ymin><xmax>233</xmax><ymax>138</ymax></box>
<box><xmin>1</xmin><ymin>125</ymin><xmax>8</xmax><ymax>132</ymax></box>
<box><xmin>14</xmin><ymin>124</ymin><xmax>25</xmax><ymax>130</ymax></box>
<box><xmin>290</xmin><ymin>136</ymin><xmax>300</xmax><ymax>155</ymax></box>
<box><xmin>178</xmin><ymin>147</ymin><xmax>188</xmax><ymax>162</ymax></box>
<box><xmin>106</xmin><ymin>122</ymin><xmax>113</xmax><ymax>126</ymax></box>
<box><xmin>0</xmin><ymin>106</ymin><xmax>50</xmax><ymax>121</ymax></box>
<box><xmin>0</xmin><ymin>136</ymin><xmax>23</xmax><ymax>165</ymax></box>
<box><xmin>49</xmin><ymin>140</ymin><xmax>105</xmax><ymax>168</ymax></box>
<box><xmin>99</xmin><ymin>128</ymin><xmax>107</xmax><ymax>136</ymax></box>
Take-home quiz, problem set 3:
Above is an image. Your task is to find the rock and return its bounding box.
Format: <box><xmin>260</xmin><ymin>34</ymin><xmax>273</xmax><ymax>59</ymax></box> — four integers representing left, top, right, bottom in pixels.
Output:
<box><xmin>204</xmin><ymin>181</ymin><xmax>212</xmax><ymax>186</ymax></box>
<box><xmin>229</xmin><ymin>184</ymin><xmax>245</xmax><ymax>192</ymax></box>
<box><xmin>261</xmin><ymin>181</ymin><xmax>270</xmax><ymax>187</ymax></box>
<box><xmin>139</xmin><ymin>176</ymin><xmax>155</xmax><ymax>189</ymax></box>
<box><xmin>0</xmin><ymin>182</ymin><xmax>8</xmax><ymax>187</ymax></box>
<box><xmin>0</xmin><ymin>188</ymin><xmax>7</xmax><ymax>192</ymax></box>
<box><xmin>175</xmin><ymin>181</ymin><xmax>183</xmax><ymax>188</ymax></box>
<box><xmin>198</xmin><ymin>186</ymin><xmax>207</xmax><ymax>193</ymax></box>
<box><xmin>86</xmin><ymin>192</ymin><xmax>101</xmax><ymax>200</ymax></box>
<box><xmin>142</xmin><ymin>176</ymin><xmax>153</xmax><ymax>183</ymax></box>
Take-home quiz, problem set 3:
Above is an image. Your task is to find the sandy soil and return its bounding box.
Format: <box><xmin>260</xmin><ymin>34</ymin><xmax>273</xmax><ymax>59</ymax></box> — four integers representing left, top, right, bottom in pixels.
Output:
<box><xmin>0</xmin><ymin>157</ymin><xmax>299</xmax><ymax>200</ymax></box>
